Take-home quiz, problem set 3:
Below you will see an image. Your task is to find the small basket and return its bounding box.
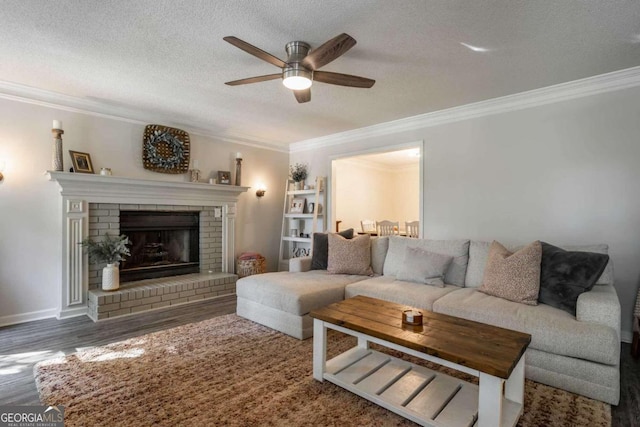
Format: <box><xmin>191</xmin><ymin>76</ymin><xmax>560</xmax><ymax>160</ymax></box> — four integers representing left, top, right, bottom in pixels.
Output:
<box><xmin>236</xmin><ymin>256</ymin><xmax>266</xmax><ymax>278</ymax></box>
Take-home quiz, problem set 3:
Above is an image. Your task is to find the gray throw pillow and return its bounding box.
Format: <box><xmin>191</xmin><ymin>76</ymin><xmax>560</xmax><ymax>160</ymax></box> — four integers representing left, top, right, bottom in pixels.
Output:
<box><xmin>310</xmin><ymin>229</ymin><xmax>354</xmax><ymax>270</ymax></box>
<box><xmin>396</xmin><ymin>246</ymin><xmax>453</xmax><ymax>287</ymax></box>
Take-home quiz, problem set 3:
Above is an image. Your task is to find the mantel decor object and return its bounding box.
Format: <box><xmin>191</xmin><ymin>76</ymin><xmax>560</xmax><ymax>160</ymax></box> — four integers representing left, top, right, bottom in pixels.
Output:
<box><xmin>69</xmin><ymin>150</ymin><xmax>94</xmax><ymax>174</ymax></box>
<box><xmin>142</xmin><ymin>124</ymin><xmax>190</xmax><ymax>174</ymax></box>
<box><xmin>52</xmin><ymin>120</ymin><xmax>64</xmax><ymax>171</ymax></box>
<box><xmin>235</xmin><ymin>152</ymin><xmax>242</xmax><ymax>186</ymax></box>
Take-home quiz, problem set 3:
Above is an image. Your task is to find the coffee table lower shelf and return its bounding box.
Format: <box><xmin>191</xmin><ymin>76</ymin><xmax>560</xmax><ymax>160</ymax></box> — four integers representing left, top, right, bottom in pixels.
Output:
<box><xmin>324</xmin><ymin>346</ymin><xmax>521</xmax><ymax>427</ymax></box>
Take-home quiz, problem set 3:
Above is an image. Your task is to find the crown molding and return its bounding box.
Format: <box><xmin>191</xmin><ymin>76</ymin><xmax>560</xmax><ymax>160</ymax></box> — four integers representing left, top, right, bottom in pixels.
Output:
<box><xmin>290</xmin><ymin>66</ymin><xmax>640</xmax><ymax>153</ymax></box>
<box><xmin>0</xmin><ymin>81</ymin><xmax>289</xmax><ymax>153</ymax></box>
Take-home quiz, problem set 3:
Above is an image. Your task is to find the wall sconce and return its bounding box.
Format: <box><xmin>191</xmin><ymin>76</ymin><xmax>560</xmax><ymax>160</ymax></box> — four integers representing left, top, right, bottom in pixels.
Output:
<box><xmin>256</xmin><ymin>184</ymin><xmax>266</xmax><ymax>198</ymax></box>
<box><xmin>0</xmin><ymin>159</ymin><xmax>5</xmax><ymax>182</ymax></box>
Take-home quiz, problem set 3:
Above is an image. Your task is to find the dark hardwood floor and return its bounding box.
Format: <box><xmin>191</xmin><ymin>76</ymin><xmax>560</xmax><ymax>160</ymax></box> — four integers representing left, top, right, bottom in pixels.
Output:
<box><xmin>0</xmin><ymin>294</ymin><xmax>638</xmax><ymax>426</ymax></box>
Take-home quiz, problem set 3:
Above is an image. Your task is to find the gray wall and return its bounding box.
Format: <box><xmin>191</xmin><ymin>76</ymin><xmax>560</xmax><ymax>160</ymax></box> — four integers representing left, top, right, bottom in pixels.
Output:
<box><xmin>0</xmin><ymin>98</ymin><xmax>288</xmax><ymax>324</ymax></box>
<box><xmin>291</xmin><ymin>85</ymin><xmax>640</xmax><ymax>341</ymax></box>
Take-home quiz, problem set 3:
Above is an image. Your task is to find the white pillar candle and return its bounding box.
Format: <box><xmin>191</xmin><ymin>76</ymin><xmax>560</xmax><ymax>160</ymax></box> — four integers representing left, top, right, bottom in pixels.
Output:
<box><xmin>236</xmin><ymin>152</ymin><xmax>242</xmax><ymax>159</ymax></box>
<box><xmin>52</xmin><ymin>120</ymin><xmax>63</xmax><ymax>130</ymax></box>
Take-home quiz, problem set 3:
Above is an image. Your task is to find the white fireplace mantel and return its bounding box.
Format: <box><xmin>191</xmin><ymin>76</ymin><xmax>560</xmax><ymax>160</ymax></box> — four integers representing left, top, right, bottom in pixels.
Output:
<box><xmin>47</xmin><ymin>171</ymin><xmax>249</xmax><ymax>319</ymax></box>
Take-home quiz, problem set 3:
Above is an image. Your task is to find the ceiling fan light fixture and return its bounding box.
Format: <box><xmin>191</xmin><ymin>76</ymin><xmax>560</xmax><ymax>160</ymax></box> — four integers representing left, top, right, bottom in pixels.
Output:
<box><xmin>282</xmin><ymin>68</ymin><xmax>312</xmax><ymax>90</ymax></box>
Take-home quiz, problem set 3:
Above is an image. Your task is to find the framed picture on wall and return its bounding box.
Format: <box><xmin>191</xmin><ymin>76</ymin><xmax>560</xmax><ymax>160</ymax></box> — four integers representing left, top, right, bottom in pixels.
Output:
<box><xmin>69</xmin><ymin>150</ymin><xmax>94</xmax><ymax>174</ymax></box>
<box><xmin>290</xmin><ymin>197</ymin><xmax>306</xmax><ymax>214</ymax></box>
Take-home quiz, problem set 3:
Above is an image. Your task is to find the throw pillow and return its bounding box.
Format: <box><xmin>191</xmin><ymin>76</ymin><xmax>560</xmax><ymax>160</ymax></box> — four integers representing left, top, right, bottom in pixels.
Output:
<box><xmin>539</xmin><ymin>242</ymin><xmax>609</xmax><ymax>316</ymax></box>
<box><xmin>310</xmin><ymin>229</ymin><xmax>354</xmax><ymax>270</ymax></box>
<box><xmin>327</xmin><ymin>233</ymin><xmax>373</xmax><ymax>276</ymax></box>
<box><xmin>396</xmin><ymin>246</ymin><xmax>453</xmax><ymax>287</ymax></box>
<box><xmin>479</xmin><ymin>240</ymin><xmax>542</xmax><ymax>305</ymax></box>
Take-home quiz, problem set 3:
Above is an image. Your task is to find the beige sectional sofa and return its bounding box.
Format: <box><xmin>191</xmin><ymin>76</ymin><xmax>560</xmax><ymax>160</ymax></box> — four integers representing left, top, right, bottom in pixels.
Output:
<box><xmin>236</xmin><ymin>236</ymin><xmax>621</xmax><ymax>405</ymax></box>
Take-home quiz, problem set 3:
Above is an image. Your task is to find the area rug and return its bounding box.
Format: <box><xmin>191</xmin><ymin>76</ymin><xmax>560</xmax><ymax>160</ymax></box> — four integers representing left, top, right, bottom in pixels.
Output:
<box><xmin>34</xmin><ymin>314</ymin><xmax>610</xmax><ymax>426</ymax></box>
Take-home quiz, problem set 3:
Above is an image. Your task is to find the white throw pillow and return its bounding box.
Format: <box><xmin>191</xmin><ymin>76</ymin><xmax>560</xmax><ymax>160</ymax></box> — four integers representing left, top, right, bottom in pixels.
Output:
<box><xmin>395</xmin><ymin>246</ymin><xmax>453</xmax><ymax>287</ymax></box>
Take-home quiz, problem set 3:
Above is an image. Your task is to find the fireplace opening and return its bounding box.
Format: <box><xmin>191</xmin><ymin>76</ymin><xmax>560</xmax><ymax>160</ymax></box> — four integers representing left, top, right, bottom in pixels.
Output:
<box><xmin>120</xmin><ymin>211</ymin><xmax>200</xmax><ymax>282</ymax></box>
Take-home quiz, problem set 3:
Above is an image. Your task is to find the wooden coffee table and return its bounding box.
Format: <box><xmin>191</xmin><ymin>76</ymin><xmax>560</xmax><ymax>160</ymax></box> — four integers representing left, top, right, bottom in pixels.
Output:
<box><xmin>310</xmin><ymin>295</ymin><xmax>531</xmax><ymax>427</ymax></box>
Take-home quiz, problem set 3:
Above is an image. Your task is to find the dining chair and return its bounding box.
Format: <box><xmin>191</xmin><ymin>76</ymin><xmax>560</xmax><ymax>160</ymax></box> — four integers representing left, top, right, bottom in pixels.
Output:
<box><xmin>376</xmin><ymin>220</ymin><xmax>399</xmax><ymax>236</ymax></box>
<box><xmin>360</xmin><ymin>219</ymin><xmax>376</xmax><ymax>233</ymax></box>
<box><xmin>405</xmin><ymin>221</ymin><xmax>419</xmax><ymax>238</ymax></box>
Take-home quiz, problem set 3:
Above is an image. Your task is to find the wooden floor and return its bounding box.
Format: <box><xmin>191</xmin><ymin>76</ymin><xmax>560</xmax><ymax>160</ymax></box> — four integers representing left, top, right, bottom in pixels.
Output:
<box><xmin>0</xmin><ymin>294</ymin><xmax>638</xmax><ymax>426</ymax></box>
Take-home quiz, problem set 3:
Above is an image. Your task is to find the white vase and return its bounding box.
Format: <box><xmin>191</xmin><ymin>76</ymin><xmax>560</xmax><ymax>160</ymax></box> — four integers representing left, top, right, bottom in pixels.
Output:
<box><xmin>294</xmin><ymin>181</ymin><xmax>303</xmax><ymax>191</ymax></box>
<box><xmin>102</xmin><ymin>263</ymin><xmax>120</xmax><ymax>291</ymax></box>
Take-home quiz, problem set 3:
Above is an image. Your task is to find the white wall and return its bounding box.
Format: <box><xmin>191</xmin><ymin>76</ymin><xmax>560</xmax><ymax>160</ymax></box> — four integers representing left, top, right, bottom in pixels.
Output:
<box><xmin>334</xmin><ymin>158</ymin><xmax>419</xmax><ymax>232</ymax></box>
<box><xmin>0</xmin><ymin>98</ymin><xmax>288</xmax><ymax>324</ymax></box>
<box><xmin>291</xmin><ymin>85</ymin><xmax>640</xmax><ymax>341</ymax></box>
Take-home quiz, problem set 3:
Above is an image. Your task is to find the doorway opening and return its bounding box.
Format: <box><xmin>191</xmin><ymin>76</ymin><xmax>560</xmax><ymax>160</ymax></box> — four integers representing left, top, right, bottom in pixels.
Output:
<box><xmin>330</xmin><ymin>142</ymin><xmax>423</xmax><ymax>237</ymax></box>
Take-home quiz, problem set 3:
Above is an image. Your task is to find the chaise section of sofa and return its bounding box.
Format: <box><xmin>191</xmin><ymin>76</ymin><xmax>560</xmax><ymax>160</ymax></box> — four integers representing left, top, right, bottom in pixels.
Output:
<box><xmin>236</xmin><ymin>266</ymin><xmax>367</xmax><ymax>339</ymax></box>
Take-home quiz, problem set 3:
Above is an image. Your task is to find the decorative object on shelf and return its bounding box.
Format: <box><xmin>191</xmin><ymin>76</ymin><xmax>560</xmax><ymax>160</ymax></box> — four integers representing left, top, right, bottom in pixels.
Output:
<box><xmin>100</xmin><ymin>168</ymin><xmax>112</xmax><ymax>176</ymax></box>
<box><xmin>217</xmin><ymin>170</ymin><xmax>231</xmax><ymax>184</ymax></box>
<box><xmin>292</xmin><ymin>247</ymin><xmax>310</xmax><ymax>258</ymax></box>
<box><xmin>209</xmin><ymin>178</ymin><xmax>217</xmax><ymax>184</ymax></box>
<box><xmin>69</xmin><ymin>150</ymin><xmax>94</xmax><ymax>174</ymax></box>
<box><xmin>51</xmin><ymin>120</ymin><xmax>64</xmax><ymax>171</ymax></box>
<box><xmin>80</xmin><ymin>233</ymin><xmax>131</xmax><ymax>291</ymax></box>
<box><xmin>307</xmin><ymin>202</ymin><xmax>315</xmax><ymax>214</ymax></box>
<box><xmin>290</xmin><ymin>219</ymin><xmax>299</xmax><ymax>237</ymax></box>
<box><xmin>236</xmin><ymin>252</ymin><xmax>267</xmax><ymax>278</ymax></box>
<box><xmin>142</xmin><ymin>124</ymin><xmax>190</xmax><ymax>174</ymax></box>
<box><xmin>290</xmin><ymin>197</ymin><xmax>306</xmax><ymax>214</ymax></box>
<box><xmin>290</xmin><ymin>163</ymin><xmax>308</xmax><ymax>190</ymax></box>
<box><xmin>402</xmin><ymin>309</ymin><xmax>423</xmax><ymax>326</ymax></box>
<box><xmin>235</xmin><ymin>152</ymin><xmax>243</xmax><ymax>186</ymax></box>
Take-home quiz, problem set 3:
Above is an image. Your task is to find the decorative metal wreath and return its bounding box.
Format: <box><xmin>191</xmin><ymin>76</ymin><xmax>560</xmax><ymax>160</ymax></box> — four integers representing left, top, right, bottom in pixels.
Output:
<box><xmin>142</xmin><ymin>125</ymin><xmax>190</xmax><ymax>174</ymax></box>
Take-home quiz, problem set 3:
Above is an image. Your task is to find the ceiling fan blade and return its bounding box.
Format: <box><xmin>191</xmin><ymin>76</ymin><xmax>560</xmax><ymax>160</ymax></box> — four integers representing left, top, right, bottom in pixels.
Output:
<box><xmin>313</xmin><ymin>71</ymin><xmax>375</xmax><ymax>88</ymax></box>
<box><xmin>225</xmin><ymin>74</ymin><xmax>282</xmax><ymax>86</ymax></box>
<box><xmin>223</xmin><ymin>36</ymin><xmax>287</xmax><ymax>68</ymax></box>
<box><xmin>301</xmin><ymin>33</ymin><xmax>357</xmax><ymax>71</ymax></box>
<box><xmin>294</xmin><ymin>89</ymin><xmax>311</xmax><ymax>103</ymax></box>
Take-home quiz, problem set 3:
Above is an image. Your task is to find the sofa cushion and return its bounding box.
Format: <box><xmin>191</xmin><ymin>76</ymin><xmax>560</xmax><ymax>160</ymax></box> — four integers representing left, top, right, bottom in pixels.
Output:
<box><xmin>539</xmin><ymin>242</ymin><xmax>609</xmax><ymax>316</ymax></box>
<box><xmin>328</xmin><ymin>233</ymin><xmax>373</xmax><ymax>276</ymax></box>
<box><xmin>478</xmin><ymin>240</ymin><xmax>542</xmax><ymax>306</ymax></box>
<box><xmin>396</xmin><ymin>246</ymin><xmax>453</xmax><ymax>287</ymax></box>
<box><xmin>383</xmin><ymin>236</ymin><xmax>470</xmax><ymax>286</ymax></box>
<box><xmin>433</xmin><ymin>288</ymin><xmax>619</xmax><ymax>365</ymax></box>
<box><xmin>345</xmin><ymin>276</ymin><xmax>459</xmax><ymax>311</ymax></box>
<box><xmin>311</xmin><ymin>228</ymin><xmax>354</xmax><ymax>270</ymax></box>
<box><xmin>236</xmin><ymin>271</ymin><xmax>365</xmax><ymax>316</ymax></box>
<box><xmin>370</xmin><ymin>236</ymin><xmax>389</xmax><ymax>275</ymax></box>
<box><xmin>466</xmin><ymin>241</ymin><xmax>613</xmax><ymax>288</ymax></box>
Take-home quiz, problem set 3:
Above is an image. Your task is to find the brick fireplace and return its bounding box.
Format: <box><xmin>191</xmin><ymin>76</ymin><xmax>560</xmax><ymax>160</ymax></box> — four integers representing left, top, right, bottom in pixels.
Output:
<box><xmin>48</xmin><ymin>171</ymin><xmax>248</xmax><ymax>320</ymax></box>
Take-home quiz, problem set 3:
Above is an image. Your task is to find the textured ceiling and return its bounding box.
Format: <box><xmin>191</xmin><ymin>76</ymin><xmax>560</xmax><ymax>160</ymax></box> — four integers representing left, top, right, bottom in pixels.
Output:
<box><xmin>1</xmin><ymin>1</ymin><xmax>640</xmax><ymax>149</ymax></box>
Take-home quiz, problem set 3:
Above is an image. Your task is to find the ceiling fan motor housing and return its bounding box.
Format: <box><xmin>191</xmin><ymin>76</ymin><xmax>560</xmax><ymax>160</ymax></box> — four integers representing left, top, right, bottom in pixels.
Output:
<box><xmin>284</xmin><ymin>41</ymin><xmax>312</xmax><ymax>81</ymax></box>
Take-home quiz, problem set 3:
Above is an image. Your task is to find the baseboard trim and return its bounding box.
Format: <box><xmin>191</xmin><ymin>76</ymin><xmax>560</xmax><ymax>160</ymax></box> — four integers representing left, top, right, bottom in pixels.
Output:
<box><xmin>57</xmin><ymin>306</ymin><xmax>89</xmax><ymax>320</ymax></box>
<box><xmin>0</xmin><ymin>308</ymin><xmax>58</xmax><ymax>328</ymax></box>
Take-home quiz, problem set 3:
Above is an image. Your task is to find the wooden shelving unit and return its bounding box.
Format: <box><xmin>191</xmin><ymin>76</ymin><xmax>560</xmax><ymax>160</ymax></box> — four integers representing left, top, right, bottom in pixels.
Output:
<box><xmin>278</xmin><ymin>177</ymin><xmax>326</xmax><ymax>271</ymax></box>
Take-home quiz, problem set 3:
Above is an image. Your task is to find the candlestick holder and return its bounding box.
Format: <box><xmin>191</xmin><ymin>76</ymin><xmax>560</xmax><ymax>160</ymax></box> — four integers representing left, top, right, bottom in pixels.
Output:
<box><xmin>52</xmin><ymin>128</ymin><xmax>64</xmax><ymax>171</ymax></box>
<box><xmin>235</xmin><ymin>157</ymin><xmax>242</xmax><ymax>186</ymax></box>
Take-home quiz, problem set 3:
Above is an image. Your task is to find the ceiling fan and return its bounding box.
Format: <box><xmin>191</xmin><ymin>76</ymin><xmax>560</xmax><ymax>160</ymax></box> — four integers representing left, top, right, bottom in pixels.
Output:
<box><xmin>223</xmin><ymin>33</ymin><xmax>375</xmax><ymax>103</ymax></box>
